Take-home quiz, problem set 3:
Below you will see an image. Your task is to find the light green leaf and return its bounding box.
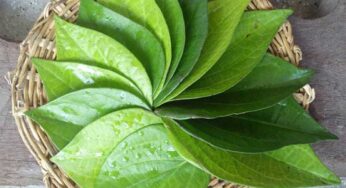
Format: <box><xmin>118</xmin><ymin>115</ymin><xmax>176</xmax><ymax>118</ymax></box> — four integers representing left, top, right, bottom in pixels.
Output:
<box><xmin>154</xmin><ymin>0</ymin><xmax>209</xmax><ymax>107</ymax></box>
<box><xmin>52</xmin><ymin>109</ymin><xmax>210</xmax><ymax>188</ymax></box>
<box><xmin>55</xmin><ymin>17</ymin><xmax>152</xmax><ymax>104</ymax></box>
<box><xmin>165</xmin><ymin>0</ymin><xmax>250</xmax><ymax>101</ymax></box>
<box><xmin>78</xmin><ymin>0</ymin><xmax>166</xmax><ymax>96</ymax></box>
<box><xmin>177</xmin><ymin>10</ymin><xmax>292</xmax><ymax>99</ymax></box>
<box><xmin>32</xmin><ymin>59</ymin><xmax>143</xmax><ymax>102</ymax></box>
<box><xmin>156</xmin><ymin>54</ymin><xmax>312</xmax><ymax>119</ymax></box>
<box><xmin>155</xmin><ymin>0</ymin><xmax>185</xmax><ymax>83</ymax></box>
<box><xmin>25</xmin><ymin>88</ymin><xmax>149</xmax><ymax>150</ymax></box>
<box><xmin>164</xmin><ymin>118</ymin><xmax>341</xmax><ymax>188</ymax></box>
<box><xmin>174</xmin><ymin>97</ymin><xmax>336</xmax><ymax>153</ymax></box>
<box><xmin>98</xmin><ymin>0</ymin><xmax>172</xmax><ymax>82</ymax></box>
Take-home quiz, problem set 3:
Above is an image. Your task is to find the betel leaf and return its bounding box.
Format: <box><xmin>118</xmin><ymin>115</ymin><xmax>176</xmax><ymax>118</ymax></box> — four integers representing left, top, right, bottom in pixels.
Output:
<box><xmin>155</xmin><ymin>0</ymin><xmax>185</xmax><ymax>83</ymax></box>
<box><xmin>177</xmin><ymin>10</ymin><xmax>292</xmax><ymax>99</ymax></box>
<box><xmin>154</xmin><ymin>0</ymin><xmax>209</xmax><ymax>107</ymax></box>
<box><xmin>52</xmin><ymin>109</ymin><xmax>210</xmax><ymax>188</ymax></box>
<box><xmin>164</xmin><ymin>0</ymin><xmax>250</xmax><ymax>102</ymax></box>
<box><xmin>54</xmin><ymin>17</ymin><xmax>152</xmax><ymax>104</ymax></box>
<box><xmin>78</xmin><ymin>0</ymin><xmax>165</xmax><ymax>96</ymax></box>
<box><xmin>98</xmin><ymin>0</ymin><xmax>172</xmax><ymax>81</ymax></box>
<box><xmin>173</xmin><ymin>97</ymin><xmax>336</xmax><ymax>153</ymax></box>
<box><xmin>32</xmin><ymin>59</ymin><xmax>143</xmax><ymax>102</ymax></box>
<box><xmin>156</xmin><ymin>54</ymin><xmax>312</xmax><ymax>119</ymax></box>
<box><xmin>164</xmin><ymin>118</ymin><xmax>341</xmax><ymax>188</ymax></box>
<box><xmin>25</xmin><ymin>88</ymin><xmax>149</xmax><ymax>150</ymax></box>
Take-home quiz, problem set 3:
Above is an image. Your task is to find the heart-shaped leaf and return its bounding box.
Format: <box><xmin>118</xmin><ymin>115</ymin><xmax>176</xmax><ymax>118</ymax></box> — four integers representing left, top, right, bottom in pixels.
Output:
<box><xmin>155</xmin><ymin>0</ymin><xmax>186</xmax><ymax>83</ymax></box>
<box><xmin>154</xmin><ymin>0</ymin><xmax>209</xmax><ymax>106</ymax></box>
<box><xmin>32</xmin><ymin>59</ymin><xmax>143</xmax><ymax>102</ymax></box>
<box><xmin>25</xmin><ymin>88</ymin><xmax>149</xmax><ymax>150</ymax></box>
<box><xmin>164</xmin><ymin>118</ymin><xmax>341</xmax><ymax>188</ymax></box>
<box><xmin>156</xmin><ymin>54</ymin><xmax>312</xmax><ymax>119</ymax></box>
<box><xmin>177</xmin><ymin>10</ymin><xmax>292</xmax><ymax>99</ymax></box>
<box><xmin>173</xmin><ymin>97</ymin><xmax>336</xmax><ymax>153</ymax></box>
<box><xmin>24</xmin><ymin>1</ymin><xmax>340</xmax><ymax>187</ymax></box>
<box><xmin>166</xmin><ymin>0</ymin><xmax>250</xmax><ymax>101</ymax></box>
<box><xmin>98</xmin><ymin>0</ymin><xmax>172</xmax><ymax>80</ymax></box>
<box><xmin>55</xmin><ymin>17</ymin><xmax>152</xmax><ymax>104</ymax></box>
<box><xmin>52</xmin><ymin>109</ymin><xmax>210</xmax><ymax>188</ymax></box>
<box><xmin>78</xmin><ymin>0</ymin><xmax>166</xmax><ymax>96</ymax></box>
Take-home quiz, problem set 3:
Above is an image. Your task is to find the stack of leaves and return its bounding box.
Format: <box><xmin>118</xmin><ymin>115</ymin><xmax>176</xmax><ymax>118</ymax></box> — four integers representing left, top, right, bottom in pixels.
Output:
<box><xmin>26</xmin><ymin>0</ymin><xmax>340</xmax><ymax>187</ymax></box>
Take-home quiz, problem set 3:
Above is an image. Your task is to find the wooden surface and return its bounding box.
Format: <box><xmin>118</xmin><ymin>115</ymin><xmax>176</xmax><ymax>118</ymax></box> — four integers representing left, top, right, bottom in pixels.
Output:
<box><xmin>0</xmin><ymin>1</ymin><xmax>345</xmax><ymax>187</ymax></box>
<box><xmin>0</xmin><ymin>39</ymin><xmax>43</xmax><ymax>186</ymax></box>
<box><xmin>291</xmin><ymin>1</ymin><xmax>346</xmax><ymax>176</ymax></box>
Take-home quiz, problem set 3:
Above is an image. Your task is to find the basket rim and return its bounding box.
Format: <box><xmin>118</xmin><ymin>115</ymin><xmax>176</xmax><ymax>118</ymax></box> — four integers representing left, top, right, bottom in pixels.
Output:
<box><xmin>10</xmin><ymin>0</ymin><xmax>316</xmax><ymax>187</ymax></box>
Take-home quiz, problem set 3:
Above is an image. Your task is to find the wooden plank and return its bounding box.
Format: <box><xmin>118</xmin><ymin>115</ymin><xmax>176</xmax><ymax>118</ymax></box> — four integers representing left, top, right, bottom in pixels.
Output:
<box><xmin>290</xmin><ymin>0</ymin><xmax>346</xmax><ymax>177</ymax></box>
<box><xmin>0</xmin><ymin>39</ymin><xmax>43</xmax><ymax>186</ymax></box>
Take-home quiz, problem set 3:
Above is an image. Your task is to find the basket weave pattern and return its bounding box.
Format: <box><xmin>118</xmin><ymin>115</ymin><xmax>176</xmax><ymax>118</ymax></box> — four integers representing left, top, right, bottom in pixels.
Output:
<box><xmin>10</xmin><ymin>0</ymin><xmax>315</xmax><ymax>187</ymax></box>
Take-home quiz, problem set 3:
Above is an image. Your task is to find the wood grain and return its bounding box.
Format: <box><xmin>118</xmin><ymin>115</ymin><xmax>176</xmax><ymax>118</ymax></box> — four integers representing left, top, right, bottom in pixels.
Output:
<box><xmin>290</xmin><ymin>0</ymin><xmax>346</xmax><ymax>176</ymax></box>
<box><xmin>0</xmin><ymin>38</ymin><xmax>43</xmax><ymax>186</ymax></box>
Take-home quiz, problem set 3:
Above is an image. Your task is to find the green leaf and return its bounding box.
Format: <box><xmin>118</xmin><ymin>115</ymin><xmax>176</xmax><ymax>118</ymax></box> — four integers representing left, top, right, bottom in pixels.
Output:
<box><xmin>165</xmin><ymin>0</ymin><xmax>250</xmax><ymax>102</ymax></box>
<box><xmin>98</xmin><ymin>0</ymin><xmax>172</xmax><ymax>81</ymax></box>
<box><xmin>78</xmin><ymin>0</ymin><xmax>166</xmax><ymax>96</ymax></box>
<box><xmin>32</xmin><ymin>59</ymin><xmax>143</xmax><ymax>102</ymax></box>
<box><xmin>155</xmin><ymin>0</ymin><xmax>185</xmax><ymax>83</ymax></box>
<box><xmin>164</xmin><ymin>118</ymin><xmax>341</xmax><ymax>188</ymax></box>
<box><xmin>52</xmin><ymin>109</ymin><xmax>210</xmax><ymax>188</ymax></box>
<box><xmin>25</xmin><ymin>88</ymin><xmax>149</xmax><ymax>150</ymax></box>
<box><xmin>177</xmin><ymin>10</ymin><xmax>292</xmax><ymax>99</ymax></box>
<box><xmin>54</xmin><ymin>17</ymin><xmax>152</xmax><ymax>105</ymax></box>
<box><xmin>154</xmin><ymin>0</ymin><xmax>209</xmax><ymax>107</ymax></box>
<box><xmin>156</xmin><ymin>54</ymin><xmax>312</xmax><ymax>119</ymax></box>
<box><xmin>174</xmin><ymin>97</ymin><xmax>336</xmax><ymax>153</ymax></box>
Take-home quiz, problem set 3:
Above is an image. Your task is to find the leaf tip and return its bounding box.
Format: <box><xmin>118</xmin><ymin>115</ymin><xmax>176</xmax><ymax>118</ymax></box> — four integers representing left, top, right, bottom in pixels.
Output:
<box><xmin>24</xmin><ymin>109</ymin><xmax>41</xmax><ymax>124</ymax></box>
<box><xmin>322</xmin><ymin>131</ymin><xmax>339</xmax><ymax>140</ymax></box>
<box><xmin>31</xmin><ymin>57</ymin><xmax>44</xmax><ymax>67</ymax></box>
<box><xmin>24</xmin><ymin>109</ymin><xmax>33</xmax><ymax>118</ymax></box>
<box><xmin>284</xmin><ymin>9</ymin><xmax>294</xmax><ymax>16</ymax></box>
<box><xmin>53</xmin><ymin>15</ymin><xmax>64</xmax><ymax>26</ymax></box>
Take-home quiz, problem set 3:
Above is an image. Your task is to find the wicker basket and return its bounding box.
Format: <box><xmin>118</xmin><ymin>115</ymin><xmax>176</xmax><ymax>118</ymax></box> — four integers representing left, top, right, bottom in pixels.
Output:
<box><xmin>10</xmin><ymin>0</ymin><xmax>316</xmax><ymax>187</ymax></box>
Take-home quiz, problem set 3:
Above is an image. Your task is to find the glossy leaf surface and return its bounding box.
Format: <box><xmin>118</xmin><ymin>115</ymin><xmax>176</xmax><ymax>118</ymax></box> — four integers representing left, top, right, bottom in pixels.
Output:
<box><xmin>166</xmin><ymin>0</ymin><xmax>250</xmax><ymax>101</ymax></box>
<box><xmin>156</xmin><ymin>54</ymin><xmax>312</xmax><ymax>119</ymax></box>
<box><xmin>52</xmin><ymin>109</ymin><xmax>210</xmax><ymax>188</ymax></box>
<box><xmin>154</xmin><ymin>0</ymin><xmax>209</xmax><ymax>106</ymax></box>
<box><xmin>78</xmin><ymin>0</ymin><xmax>165</xmax><ymax>96</ymax></box>
<box><xmin>32</xmin><ymin>59</ymin><xmax>143</xmax><ymax>102</ymax></box>
<box><xmin>175</xmin><ymin>97</ymin><xmax>336</xmax><ymax>153</ymax></box>
<box><xmin>155</xmin><ymin>0</ymin><xmax>185</xmax><ymax>83</ymax></box>
<box><xmin>164</xmin><ymin>118</ymin><xmax>341</xmax><ymax>188</ymax></box>
<box><xmin>178</xmin><ymin>10</ymin><xmax>292</xmax><ymax>99</ymax></box>
<box><xmin>55</xmin><ymin>17</ymin><xmax>152</xmax><ymax>104</ymax></box>
<box><xmin>98</xmin><ymin>0</ymin><xmax>172</xmax><ymax>80</ymax></box>
<box><xmin>26</xmin><ymin>88</ymin><xmax>149</xmax><ymax>149</ymax></box>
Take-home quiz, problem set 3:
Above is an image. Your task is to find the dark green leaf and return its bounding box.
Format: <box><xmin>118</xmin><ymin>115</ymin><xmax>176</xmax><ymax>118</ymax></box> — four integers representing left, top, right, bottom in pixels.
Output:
<box><xmin>164</xmin><ymin>118</ymin><xmax>341</xmax><ymax>188</ymax></box>
<box><xmin>155</xmin><ymin>0</ymin><xmax>185</xmax><ymax>83</ymax></box>
<box><xmin>25</xmin><ymin>88</ymin><xmax>149</xmax><ymax>149</ymax></box>
<box><xmin>154</xmin><ymin>0</ymin><xmax>208</xmax><ymax>107</ymax></box>
<box><xmin>175</xmin><ymin>97</ymin><xmax>336</xmax><ymax>153</ymax></box>
<box><xmin>78</xmin><ymin>0</ymin><xmax>166</xmax><ymax>96</ymax></box>
<box><xmin>156</xmin><ymin>54</ymin><xmax>312</xmax><ymax>119</ymax></box>
<box><xmin>55</xmin><ymin>17</ymin><xmax>152</xmax><ymax>104</ymax></box>
<box><xmin>98</xmin><ymin>0</ymin><xmax>172</xmax><ymax>81</ymax></box>
<box><xmin>52</xmin><ymin>109</ymin><xmax>210</xmax><ymax>188</ymax></box>
<box><xmin>177</xmin><ymin>10</ymin><xmax>292</xmax><ymax>99</ymax></box>
<box><xmin>165</xmin><ymin>0</ymin><xmax>250</xmax><ymax>101</ymax></box>
<box><xmin>32</xmin><ymin>59</ymin><xmax>143</xmax><ymax>102</ymax></box>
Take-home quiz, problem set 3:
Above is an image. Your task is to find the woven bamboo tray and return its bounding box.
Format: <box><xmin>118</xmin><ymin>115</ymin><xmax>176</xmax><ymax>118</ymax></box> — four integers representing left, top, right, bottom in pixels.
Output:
<box><xmin>10</xmin><ymin>0</ymin><xmax>316</xmax><ymax>187</ymax></box>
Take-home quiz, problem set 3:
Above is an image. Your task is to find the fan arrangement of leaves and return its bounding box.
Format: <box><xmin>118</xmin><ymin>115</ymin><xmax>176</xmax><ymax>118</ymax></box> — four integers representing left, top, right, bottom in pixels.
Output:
<box><xmin>25</xmin><ymin>0</ymin><xmax>341</xmax><ymax>187</ymax></box>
